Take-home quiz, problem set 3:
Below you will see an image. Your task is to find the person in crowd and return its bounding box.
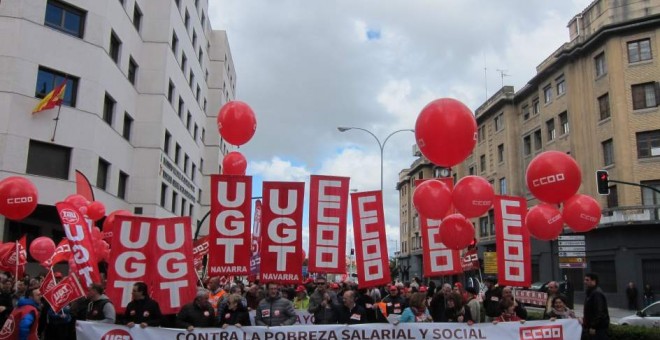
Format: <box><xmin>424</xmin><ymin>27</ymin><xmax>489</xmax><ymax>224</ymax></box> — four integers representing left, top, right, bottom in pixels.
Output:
<box><xmin>86</xmin><ymin>283</ymin><xmax>115</xmax><ymax>324</ymax></box>
<box><xmin>453</xmin><ymin>282</ymin><xmax>468</xmax><ymax>303</ymax></box>
<box><xmin>1</xmin><ymin>288</ymin><xmax>41</xmax><ymax>340</ymax></box>
<box><xmin>410</xmin><ymin>277</ymin><xmax>420</xmax><ymax>290</ymax></box>
<box><xmin>543</xmin><ymin>281</ymin><xmax>563</xmax><ymax>318</ymax></box>
<box><xmin>428</xmin><ymin>281</ymin><xmax>437</xmax><ymax>298</ymax></box>
<box><xmin>430</xmin><ymin>283</ymin><xmax>452</xmax><ymax>322</ymax></box>
<box><xmin>330</xmin><ymin>283</ymin><xmax>343</xmax><ymax>299</ymax></box>
<box><xmin>493</xmin><ymin>297</ymin><xmax>525</xmax><ymax>324</ymax></box>
<box><xmin>245</xmin><ymin>283</ymin><xmax>263</xmax><ymax>311</ymax></box>
<box><xmin>0</xmin><ymin>279</ymin><xmax>13</xmax><ymax>326</ymax></box>
<box><xmin>501</xmin><ymin>286</ymin><xmax>527</xmax><ymax>319</ymax></box>
<box><xmin>625</xmin><ymin>281</ymin><xmax>638</xmax><ymax>311</ymax></box>
<box><xmin>123</xmin><ymin>282</ymin><xmax>162</xmax><ymax>328</ymax></box>
<box><xmin>13</xmin><ymin>280</ymin><xmax>27</xmax><ymax>307</ymax></box>
<box><xmin>42</xmin><ymin>299</ymin><xmax>73</xmax><ymax>340</ymax></box>
<box><xmin>399</xmin><ymin>292</ymin><xmax>432</xmax><ymax>323</ymax></box>
<box><xmin>547</xmin><ymin>295</ymin><xmax>577</xmax><ymax>320</ymax></box>
<box><xmin>309</xmin><ymin>276</ymin><xmax>339</xmax><ymax>324</ymax></box>
<box><xmin>445</xmin><ymin>292</ymin><xmax>473</xmax><ymax>323</ymax></box>
<box><xmin>483</xmin><ymin>276</ymin><xmax>502</xmax><ymax>322</ymax></box>
<box><xmin>293</xmin><ymin>285</ymin><xmax>309</xmax><ymax>310</ymax></box>
<box><xmin>219</xmin><ymin>293</ymin><xmax>251</xmax><ymax>328</ymax></box>
<box><xmin>382</xmin><ymin>285</ymin><xmax>408</xmax><ymax>317</ymax></box>
<box><xmin>255</xmin><ymin>282</ymin><xmax>296</xmax><ymax>326</ymax></box>
<box><xmin>338</xmin><ymin>290</ymin><xmax>368</xmax><ymax>324</ymax></box>
<box><xmin>465</xmin><ymin>287</ymin><xmax>481</xmax><ymax>323</ymax></box>
<box><xmin>643</xmin><ymin>283</ymin><xmax>654</xmax><ymax>308</ymax></box>
<box><xmin>207</xmin><ymin>277</ymin><xmax>226</xmax><ymax>311</ymax></box>
<box><xmin>176</xmin><ymin>289</ymin><xmax>216</xmax><ymax>331</ymax></box>
<box><xmin>582</xmin><ymin>273</ymin><xmax>609</xmax><ymax>340</ymax></box>
<box><xmin>217</xmin><ymin>285</ymin><xmax>247</xmax><ymax>319</ymax></box>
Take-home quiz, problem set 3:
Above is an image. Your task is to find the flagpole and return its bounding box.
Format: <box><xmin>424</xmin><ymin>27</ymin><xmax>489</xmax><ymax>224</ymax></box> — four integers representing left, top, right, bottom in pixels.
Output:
<box><xmin>51</xmin><ymin>103</ymin><xmax>63</xmax><ymax>142</ymax></box>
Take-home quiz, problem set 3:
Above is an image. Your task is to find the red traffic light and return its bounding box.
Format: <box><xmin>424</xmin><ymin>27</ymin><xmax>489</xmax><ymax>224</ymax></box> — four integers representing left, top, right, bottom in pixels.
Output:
<box><xmin>596</xmin><ymin>170</ymin><xmax>610</xmax><ymax>195</ymax></box>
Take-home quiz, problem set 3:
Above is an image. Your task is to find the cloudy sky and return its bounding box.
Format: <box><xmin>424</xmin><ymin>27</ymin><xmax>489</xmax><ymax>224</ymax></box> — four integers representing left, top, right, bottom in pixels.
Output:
<box><xmin>208</xmin><ymin>0</ymin><xmax>593</xmax><ymax>255</ymax></box>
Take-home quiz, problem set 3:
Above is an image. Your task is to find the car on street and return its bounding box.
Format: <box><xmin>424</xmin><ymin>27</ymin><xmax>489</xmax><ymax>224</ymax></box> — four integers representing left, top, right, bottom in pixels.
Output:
<box><xmin>619</xmin><ymin>301</ymin><xmax>660</xmax><ymax>328</ymax></box>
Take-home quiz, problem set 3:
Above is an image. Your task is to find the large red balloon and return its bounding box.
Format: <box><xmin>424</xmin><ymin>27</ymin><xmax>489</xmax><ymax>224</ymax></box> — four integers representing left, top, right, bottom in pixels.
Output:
<box><xmin>439</xmin><ymin>214</ymin><xmax>475</xmax><ymax>250</ymax></box>
<box><xmin>102</xmin><ymin>209</ymin><xmax>133</xmax><ymax>232</ymax></box>
<box><xmin>222</xmin><ymin>151</ymin><xmax>247</xmax><ymax>175</ymax></box>
<box><xmin>526</xmin><ymin>203</ymin><xmax>564</xmax><ymax>241</ymax></box>
<box><xmin>217</xmin><ymin>101</ymin><xmax>257</xmax><ymax>146</ymax></box>
<box><xmin>412</xmin><ymin>180</ymin><xmax>451</xmax><ymax>219</ymax></box>
<box><xmin>415</xmin><ymin>98</ymin><xmax>477</xmax><ymax>167</ymax></box>
<box><xmin>0</xmin><ymin>176</ymin><xmax>39</xmax><ymax>220</ymax></box>
<box><xmin>562</xmin><ymin>194</ymin><xmax>601</xmax><ymax>232</ymax></box>
<box><xmin>87</xmin><ymin>201</ymin><xmax>106</xmax><ymax>221</ymax></box>
<box><xmin>65</xmin><ymin>194</ymin><xmax>90</xmax><ymax>215</ymax></box>
<box><xmin>29</xmin><ymin>237</ymin><xmax>56</xmax><ymax>263</ymax></box>
<box><xmin>452</xmin><ymin>176</ymin><xmax>495</xmax><ymax>218</ymax></box>
<box><xmin>526</xmin><ymin>151</ymin><xmax>582</xmax><ymax>204</ymax></box>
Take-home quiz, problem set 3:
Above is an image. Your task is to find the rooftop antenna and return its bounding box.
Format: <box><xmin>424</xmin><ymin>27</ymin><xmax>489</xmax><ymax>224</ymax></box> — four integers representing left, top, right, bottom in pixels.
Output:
<box><xmin>496</xmin><ymin>69</ymin><xmax>510</xmax><ymax>88</ymax></box>
<box><xmin>483</xmin><ymin>53</ymin><xmax>488</xmax><ymax>99</ymax></box>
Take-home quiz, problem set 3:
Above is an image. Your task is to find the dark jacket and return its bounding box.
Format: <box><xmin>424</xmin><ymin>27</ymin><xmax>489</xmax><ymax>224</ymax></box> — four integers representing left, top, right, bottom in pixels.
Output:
<box><xmin>254</xmin><ymin>294</ymin><xmax>296</xmax><ymax>326</ymax></box>
<box><xmin>86</xmin><ymin>295</ymin><xmax>115</xmax><ymax>323</ymax></box>
<box><xmin>338</xmin><ymin>304</ymin><xmax>368</xmax><ymax>324</ymax></box>
<box><xmin>429</xmin><ymin>294</ymin><xmax>446</xmax><ymax>322</ymax></box>
<box><xmin>445</xmin><ymin>306</ymin><xmax>474</xmax><ymax>323</ymax></box>
<box><xmin>308</xmin><ymin>290</ymin><xmax>340</xmax><ymax>325</ymax></box>
<box><xmin>381</xmin><ymin>294</ymin><xmax>407</xmax><ymax>316</ymax></box>
<box><xmin>218</xmin><ymin>303</ymin><xmax>251</xmax><ymax>327</ymax></box>
<box><xmin>484</xmin><ymin>287</ymin><xmax>502</xmax><ymax>317</ymax></box>
<box><xmin>583</xmin><ymin>286</ymin><xmax>609</xmax><ymax>330</ymax></box>
<box><xmin>176</xmin><ymin>302</ymin><xmax>216</xmax><ymax>328</ymax></box>
<box><xmin>123</xmin><ymin>297</ymin><xmax>162</xmax><ymax>326</ymax></box>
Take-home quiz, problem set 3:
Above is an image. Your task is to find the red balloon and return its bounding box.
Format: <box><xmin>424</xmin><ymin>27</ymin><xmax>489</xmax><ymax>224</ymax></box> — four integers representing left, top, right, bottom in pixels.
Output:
<box><xmin>526</xmin><ymin>203</ymin><xmax>564</xmax><ymax>241</ymax></box>
<box><xmin>102</xmin><ymin>209</ymin><xmax>132</xmax><ymax>232</ymax></box>
<box><xmin>65</xmin><ymin>194</ymin><xmax>90</xmax><ymax>215</ymax></box>
<box><xmin>412</xmin><ymin>180</ymin><xmax>452</xmax><ymax>219</ymax></box>
<box><xmin>0</xmin><ymin>176</ymin><xmax>38</xmax><ymax>220</ymax></box>
<box><xmin>91</xmin><ymin>226</ymin><xmax>103</xmax><ymax>241</ymax></box>
<box><xmin>87</xmin><ymin>201</ymin><xmax>106</xmax><ymax>221</ymax></box>
<box><xmin>526</xmin><ymin>151</ymin><xmax>581</xmax><ymax>204</ymax></box>
<box><xmin>452</xmin><ymin>176</ymin><xmax>495</xmax><ymax>218</ymax></box>
<box><xmin>415</xmin><ymin>98</ymin><xmax>477</xmax><ymax>167</ymax></box>
<box><xmin>29</xmin><ymin>237</ymin><xmax>56</xmax><ymax>263</ymax></box>
<box><xmin>562</xmin><ymin>194</ymin><xmax>601</xmax><ymax>232</ymax></box>
<box><xmin>222</xmin><ymin>151</ymin><xmax>248</xmax><ymax>175</ymax></box>
<box><xmin>439</xmin><ymin>214</ymin><xmax>475</xmax><ymax>250</ymax></box>
<box><xmin>94</xmin><ymin>240</ymin><xmax>110</xmax><ymax>262</ymax></box>
<box><xmin>217</xmin><ymin>101</ymin><xmax>257</xmax><ymax>146</ymax></box>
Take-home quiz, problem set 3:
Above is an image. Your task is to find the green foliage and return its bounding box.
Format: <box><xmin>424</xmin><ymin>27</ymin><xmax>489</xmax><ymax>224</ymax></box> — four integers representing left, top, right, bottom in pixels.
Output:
<box><xmin>608</xmin><ymin>324</ymin><xmax>660</xmax><ymax>340</ymax></box>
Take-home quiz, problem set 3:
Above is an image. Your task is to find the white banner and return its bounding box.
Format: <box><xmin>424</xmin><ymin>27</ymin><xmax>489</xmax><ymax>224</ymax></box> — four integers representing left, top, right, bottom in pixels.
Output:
<box><xmin>76</xmin><ymin>319</ymin><xmax>581</xmax><ymax>340</ymax></box>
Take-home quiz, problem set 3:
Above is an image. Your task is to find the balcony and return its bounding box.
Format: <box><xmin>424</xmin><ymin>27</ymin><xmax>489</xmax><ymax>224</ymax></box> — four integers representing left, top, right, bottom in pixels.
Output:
<box><xmin>600</xmin><ymin>205</ymin><xmax>660</xmax><ymax>226</ymax></box>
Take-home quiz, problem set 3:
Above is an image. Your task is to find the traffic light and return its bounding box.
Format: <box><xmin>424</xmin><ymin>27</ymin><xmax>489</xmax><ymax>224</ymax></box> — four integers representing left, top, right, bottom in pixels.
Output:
<box><xmin>596</xmin><ymin>170</ymin><xmax>610</xmax><ymax>195</ymax></box>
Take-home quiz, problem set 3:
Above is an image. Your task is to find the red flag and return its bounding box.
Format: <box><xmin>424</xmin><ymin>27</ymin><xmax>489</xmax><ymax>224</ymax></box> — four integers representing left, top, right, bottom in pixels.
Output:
<box><xmin>260</xmin><ymin>181</ymin><xmax>305</xmax><ymax>284</ymax></box>
<box><xmin>308</xmin><ymin>175</ymin><xmax>349</xmax><ymax>274</ymax></box>
<box><xmin>0</xmin><ymin>236</ymin><xmax>27</xmax><ymax>277</ymax></box>
<box><xmin>75</xmin><ymin>170</ymin><xmax>95</xmax><ymax>202</ymax></box>
<box><xmin>208</xmin><ymin>175</ymin><xmax>252</xmax><ymax>275</ymax></box>
<box><xmin>192</xmin><ymin>236</ymin><xmax>209</xmax><ymax>271</ymax></box>
<box><xmin>44</xmin><ymin>239</ymin><xmax>71</xmax><ymax>268</ymax></box>
<box><xmin>494</xmin><ymin>196</ymin><xmax>531</xmax><ymax>287</ymax></box>
<box><xmin>56</xmin><ymin>202</ymin><xmax>101</xmax><ymax>288</ymax></box>
<box><xmin>351</xmin><ymin>191</ymin><xmax>391</xmax><ymax>289</ymax></box>
<box><xmin>40</xmin><ymin>270</ymin><xmax>57</xmax><ymax>294</ymax></box>
<box><xmin>42</xmin><ymin>274</ymin><xmax>85</xmax><ymax>313</ymax></box>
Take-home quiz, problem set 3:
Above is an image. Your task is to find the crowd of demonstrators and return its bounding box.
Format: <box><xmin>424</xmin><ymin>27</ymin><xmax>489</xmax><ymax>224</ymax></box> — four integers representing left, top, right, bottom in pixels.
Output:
<box><xmin>399</xmin><ymin>292</ymin><xmax>431</xmax><ymax>323</ymax></box>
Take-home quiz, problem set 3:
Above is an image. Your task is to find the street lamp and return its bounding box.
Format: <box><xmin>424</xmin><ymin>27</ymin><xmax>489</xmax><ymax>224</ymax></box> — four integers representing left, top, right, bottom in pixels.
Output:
<box><xmin>337</xmin><ymin>126</ymin><xmax>414</xmax><ymax>191</ymax></box>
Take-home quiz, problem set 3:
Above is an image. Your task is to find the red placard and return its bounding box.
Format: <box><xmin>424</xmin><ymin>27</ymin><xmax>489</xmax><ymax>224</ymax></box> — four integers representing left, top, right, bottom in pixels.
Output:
<box><xmin>45</xmin><ymin>239</ymin><xmax>71</xmax><ymax>267</ymax></box>
<box><xmin>260</xmin><ymin>182</ymin><xmax>305</xmax><ymax>284</ymax></box>
<box><xmin>209</xmin><ymin>175</ymin><xmax>252</xmax><ymax>275</ymax></box>
<box><xmin>56</xmin><ymin>202</ymin><xmax>100</xmax><ymax>289</ymax></box>
<box><xmin>494</xmin><ymin>196</ymin><xmax>531</xmax><ymax>287</ymax></box>
<box><xmin>192</xmin><ymin>236</ymin><xmax>209</xmax><ymax>271</ymax></box>
<box><xmin>42</xmin><ymin>274</ymin><xmax>85</xmax><ymax>313</ymax></box>
<box><xmin>308</xmin><ymin>175</ymin><xmax>349</xmax><ymax>274</ymax></box>
<box><xmin>461</xmin><ymin>249</ymin><xmax>480</xmax><ymax>272</ymax></box>
<box><xmin>106</xmin><ymin>216</ymin><xmax>197</xmax><ymax>314</ymax></box>
<box><xmin>421</xmin><ymin>216</ymin><xmax>463</xmax><ymax>277</ymax></box>
<box><xmin>351</xmin><ymin>191</ymin><xmax>390</xmax><ymax>289</ymax></box>
<box><xmin>250</xmin><ymin>200</ymin><xmax>262</xmax><ymax>278</ymax></box>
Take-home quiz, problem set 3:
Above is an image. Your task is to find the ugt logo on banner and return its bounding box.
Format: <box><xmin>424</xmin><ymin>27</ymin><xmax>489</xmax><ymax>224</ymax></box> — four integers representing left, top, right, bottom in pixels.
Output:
<box><xmin>55</xmin><ymin>202</ymin><xmax>100</xmax><ymax>288</ymax></box>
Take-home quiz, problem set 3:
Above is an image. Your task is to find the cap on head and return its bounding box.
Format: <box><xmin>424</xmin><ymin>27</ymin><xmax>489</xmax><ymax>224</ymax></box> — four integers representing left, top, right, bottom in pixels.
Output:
<box><xmin>295</xmin><ymin>285</ymin><xmax>306</xmax><ymax>293</ymax></box>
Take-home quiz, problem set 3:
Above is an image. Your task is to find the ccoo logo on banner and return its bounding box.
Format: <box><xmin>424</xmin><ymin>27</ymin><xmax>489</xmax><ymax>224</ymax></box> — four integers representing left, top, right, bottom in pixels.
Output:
<box><xmin>494</xmin><ymin>196</ymin><xmax>531</xmax><ymax>287</ymax></box>
<box><xmin>351</xmin><ymin>191</ymin><xmax>390</xmax><ymax>289</ymax></box>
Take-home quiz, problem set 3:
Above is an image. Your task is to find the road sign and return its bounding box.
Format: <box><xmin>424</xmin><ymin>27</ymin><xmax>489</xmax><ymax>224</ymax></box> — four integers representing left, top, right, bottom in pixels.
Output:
<box><xmin>558</xmin><ymin>241</ymin><xmax>586</xmax><ymax>246</ymax></box>
<box><xmin>558</xmin><ymin>235</ymin><xmax>585</xmax><ymax>240</ymax></box>
<box><xmin>559</xmin><ymin>252</ymin><xmax>586</xmax><ymax>257</ymax></box>
<box><xmin>560</xmin><ymin>262</ymin><xmax>587</xmax><ymax>269</ymax></box>
<box><xmin>484</xmin><ymin>252</ymin><xmax>497</xmax><ymax>274</ymax></box>
<box><xmin>558</xmin><ymin>246</ymin><xmax>586</xmax><ymax>252</ymax></box>
<box><xmin>559</xmin><ymin>257</ymin><xmax>585</xmax><ymax>263</ymax></box>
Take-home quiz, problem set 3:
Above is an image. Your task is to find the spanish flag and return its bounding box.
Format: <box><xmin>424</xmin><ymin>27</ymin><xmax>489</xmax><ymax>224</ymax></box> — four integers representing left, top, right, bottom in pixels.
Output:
<box><xmin>32</xmin><ymin>81</ymin><xmax>67</xmax><ymax>114</ymax></box>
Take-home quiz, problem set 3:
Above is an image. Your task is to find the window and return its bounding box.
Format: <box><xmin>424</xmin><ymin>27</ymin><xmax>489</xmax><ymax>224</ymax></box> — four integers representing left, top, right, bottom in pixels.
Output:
<box><xmin>480</xmin><ymin>155</ymin><xmax>486</xmax><ymax>173</ymax></box>
<box><xmin>522</xmin><ymin>105</ymin><xmax>530</xmax><ymax>120</ymax></box>
<box><xmin>171</xmin><ymin>191</ymin><xmax>178</xmax><ymax>213</ymax></box>
<box><xmin>636</xmin><ymin>129</ymin><xmax>660</xmax><ymax>158</ymax></box>
<box><xmin>178</xmin><ymin>97</ymin><xmax>184</xmax><ymax>117</ymax></box>
<box><xmin>598</xmin><ymin>93</ymin><xmax>610</xmax><ymax>120</ymax></box>
<box><xmin>499</xmin><ymin>177</ymin><xmax>507</xmax><ymax>195</ymax></box>
<box><xmin>494</xmin><ymin>113</ymin><xmax>504</xmax><ymax>131</ymax></box>
<box><xmin>627</xmin><ymin>38</ymin><xmax>652</xmax><ymax>63</ymax></box>
<box><xmin>193</xmin><ymin>124</ymin><xmax>198</xmax><ymax>140</ymax></box>
<box><xmin>109</xmin><ymin>30</ymin><xmax>121</xmax><ymax>64</ymax></box>
<box><xmin>203</xmin><ymin>98</ymin><xmax>207</xmax><ymax>111</ymax></box>
<box><xmin>132</xmin><ymin>3</ymin><xmax>142</xmax><ymax>31</ymax></box>
<box><xmin>594</xmin><ymin>52</ymin><xmax>606</xmax><ymax>77</ymax></box>
<box><xmin>171</xmin><ymin>32</ymin><xmax>178</xmax><ymax>55</ymax></box>
<box><xmin>532</xmin><ymin>98</ymin><xmax>540</xmax><ymax>114</ymax></box>
<box><xmin>497</xmin><ymin>144</ymin><xmax>504</xmax><ymax>163</ymax></box>
<box><xmin>97</xmin><ymin>158</ymin><xmax>110</xmax><ymax>190</ymax></box>
<box><xmin>186</xmin><ymin>112</ymin><xmax>192</xmax><ymax>129</ymax></box>
<box><xmin>160</xmin><ymin>183</ymin><xmax>168</xmax><ymax>207</ymax></box>
<box><xmin>195</xmin><ymin>0</ymin><xmax>200</xmax><ymax>9</ymax></box>
<box><xmin>205</xmin><ymin>70</ymin><xmax>209</xmax><ymax>82</ymax></box>
<box><xmin>168</xmin><ymin>80</ymin><xmax>175</xmax><ymax>104</ymax></box>
<box><xmin>488</xmin><ymin>209</ymin><xmax>495</xmax><ymax>235</ymax></box>
<box><xmin>189</xmin><ymin>72</ymin><xmax>194</xmax><ymax>87</ymax></box>
<box><xmin>523</xmin><ymin>135</ymin><xmax>532</xmax><ymax>156</ymax></box>
<box><xmin>123</xmin><ymin>113</ymin><xmax>133</xmax><ymax>141</ymax></box>
<box><xmin>559</xmin><ymin>111</ymin><xmax>569</xmax><ymax>135</ymax></box>
<box><xmin>103</xmin><ymin>93</ymin><xmax>115</xmax><ymax>126</ymax></box>
<box><xmin>556</xmin><ymin>75</ymin><xmax>565</xmax><ymax>96</ymax></box>
<box><xmin>119</xmin><ymin>0</ymin><xmax>124</xmax><ymax>6</ymax></box>
<box><xmin>602</xmin><ymin>139</ymin><xmax>614</xmax><ymax>166</ymax></box>
<box><xmin>479</xmin><ymin>217</ymin><xmax>488</xmax><ymax>237</ymax></box>
<box><xmin>181</xmin><ymin>198</ymin><xmax>187</xmax><ymax>216</ymax></box>
<box><xmin>198</xmin><ymin>49</ymin><xmax>203</xmax><ymax>63</ymax></box>
<box><xmin>184</xmin><ymin>154</ymin><xmax>189</xmax><ymax>174</ymax></box>
<box><xmin>128</xmin><ymin>57</ymin><xmax>138</xmax><ymax>85</ymax></box>
<box><xmin>175</xmin><ymin>143</ymin><xmax>181</xmax><ymax>164</ymax></box>
<box><xmin>45</xmin><ymin>0</ymin><xmax>86</xmax><ymax>38</ymax></box>
<box><xmin>477</xmin><ymin>126</ymin><xmax>485</xmax><ymax>143</ymax></box>
<box><xmin>631</xmin><ymin>82</ymin><xmax>659</xmax><ymax>110</ymax></box>
<box><xmin>191</xmin><ymin>163</ymin><xmax>196</xmax><ymax>181</ymax></box>
<box><xmin>543</xmin><ymin>85</ymin><xmax>553</xmax><ymax>104</ymax></box>
<box><xmin>181</xmin><ymin>53</ymin><xmax>187</xmax><ymax>73</ymax></box>
<box><xmin>641</xmin><ymin>180</ymin><xmax>660</xmax><ymax>205</ymax></box>
<box><xmin>184</xmin><ymin>10</ymin><xmax>190</xmax><ymax>31</ymax></box>
<box><xmin>174</xmin><ymin>0</ymin><xmax>180</xmax><ymax>8</ymax></box>
<box><xmin>118</xmin><ymin>171</ymin><xmax>128</xmax><ymax>199</ymax></box>
<box><xmin>607</xmin><ymin>185</ymin><xmax>618</xmax><ymax>208</ymax></box>
<box><xmin>533</xmin><ymin>129</ymin><xmax>542</xmax><ymax>151</ymax></box>
<box><xmin>26</xmin><ymin>140</ymin><xmax>71</xmax><ymax>180</ymax></box>
<box><xmin>590</xmin><ymin>261</ymin><xmax>617</xmax><ymax>293</ymax></box>
<box><xmin>196</xmin><ymin>85</ymin><xmax>201</xmax><ymax>101</ymax></box>
<box><xmin>35</xmin><ymin>67</ymin><xmax>78</xmax><ymax>106</ymax></box>
<box><xmin>192</xmin><ymin>31</ymin><xmax>197</xmax><ymax>49</ymax></box>
<box><xmin>468</xmin><ymin>166</ymin><xmax>475</xmax><ymax>175</ymax></box>
<box><xmin>546</xmin><ymin>118</ymin><xmax>556</xmax><ymax>141</ymax></box>
<box><xmin>164</xmin><ymin>130</ymin><xmax>171</xmax><ymax>153</ymax></box>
